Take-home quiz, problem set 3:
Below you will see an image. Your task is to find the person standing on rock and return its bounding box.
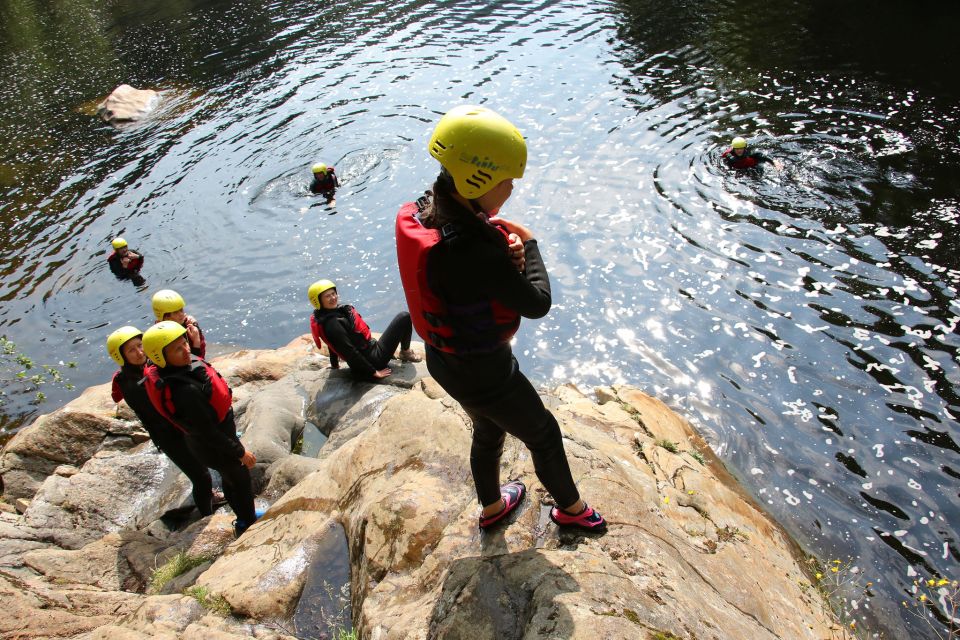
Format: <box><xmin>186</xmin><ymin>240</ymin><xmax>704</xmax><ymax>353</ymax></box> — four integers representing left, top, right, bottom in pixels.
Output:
<box><xmin>106</xmin><ymin>326</ymin><xmax>218</xmax><ymax>517</ymax></box>
<box><xmin>141</xmin><ymin>321</ymin><xmax>261</xmax><ymax>537</ymax></box>
<box><xmin>395</xmin><ymin>105</ymin><xmax>607</xmax><ymax>533</ymax></box>
<box><xmin>307</xmin><ymin>279</ymin><xmax>421</xmax><ymax>381</ymax></box>
<box><xmin>107</xmin><ymin>237</ymin><xmax>145</xmax><ymax>286</ymax></box>
<box><xmin>151</xmin><ymin>289</ymin><xmax>206</xmax><ymax>359</ymax></box>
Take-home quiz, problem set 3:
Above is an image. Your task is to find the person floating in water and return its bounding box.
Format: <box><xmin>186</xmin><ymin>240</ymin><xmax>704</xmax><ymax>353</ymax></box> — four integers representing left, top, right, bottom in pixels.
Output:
<box><xmin>152</xmin><ymin>289</ymin><xmax>206</xmax><ymax>359</ymax></box>
<box><xmin>107</xmin><ymin>237</ymin><xmax>145</xmax><ymax>285</ymax></box>
<box><xmin>721</xmin><ymin>136</ymin><xmax>782</xmax><ymax>170</ymax></box>
<box><xmin>309</xmin><ymin>163</ymin><xmax>340</xmax><ymax>200</ymax></box>
<box><xmin>307</xmin><ymin>279</ymin><xmax>421</xmax><ymax>381</ymax></box>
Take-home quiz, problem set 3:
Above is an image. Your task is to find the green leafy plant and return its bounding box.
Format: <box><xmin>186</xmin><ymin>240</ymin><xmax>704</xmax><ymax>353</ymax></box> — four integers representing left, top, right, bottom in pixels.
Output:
<box><xmin>0</xmin><ymin>336</ymin><xmax>77</xmax><ymax>407</ymax></box>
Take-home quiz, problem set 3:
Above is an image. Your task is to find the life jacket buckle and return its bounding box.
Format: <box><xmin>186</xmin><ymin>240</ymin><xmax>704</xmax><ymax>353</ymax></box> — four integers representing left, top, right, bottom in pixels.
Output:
<box><xmin>440</xmin><ymin>224</ymin><xmax>458</xmax><ymax>240</ymax></box>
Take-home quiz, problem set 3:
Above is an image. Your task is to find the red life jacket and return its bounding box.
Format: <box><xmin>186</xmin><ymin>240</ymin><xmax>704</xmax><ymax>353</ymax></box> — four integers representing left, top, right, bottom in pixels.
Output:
<box><xmin>395</xmin><ymin>199</ymin><xmax>521</xmax><ymax>354</ymax></box>
<box><xmin>721</xmin><ymin>148</ymin><xmax>758</xmax><ymax>169</ymax></box>
<box><xmin>310</xmin><ymin>306</ymin><xmax>373</xmax><ymax>359</ymax></box>
<box><xmin>141</xmin><ymin>360</ymin><xmax>232</xmax><ymax>433</ymax></box>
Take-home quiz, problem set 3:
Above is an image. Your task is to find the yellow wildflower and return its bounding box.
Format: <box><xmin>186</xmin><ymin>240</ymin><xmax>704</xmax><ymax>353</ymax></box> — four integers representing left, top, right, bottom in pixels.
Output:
<box><xmin>663</xmin><ymin>496</ymin><xmax>669</xmax><ymax>504</ymax></box>
<box><xmin>919</xmin><ymin>595</ymin><xmax>927</xmax><ymax>602</ymax></box>
<box><xmin>927</xmin><ymin>579</ymin><xmax>936</xmax><ymax>587</ymax></box>
<box><xmin>816</xmin><ymin>573</ymin><xmax>823</xmax><ymax>580</ymax></box>
<box><xmin>831</xmin><ymin>567</ymin><xmax>839</xmax><ymax>573</ymax></box>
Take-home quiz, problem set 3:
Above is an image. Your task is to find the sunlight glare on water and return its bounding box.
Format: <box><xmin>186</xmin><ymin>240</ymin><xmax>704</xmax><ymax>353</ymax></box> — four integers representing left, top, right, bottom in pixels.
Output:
<box><xmin>0</xmin><ymin>0</ymin><xmax>958</xmax><ymax>637</ymax></box>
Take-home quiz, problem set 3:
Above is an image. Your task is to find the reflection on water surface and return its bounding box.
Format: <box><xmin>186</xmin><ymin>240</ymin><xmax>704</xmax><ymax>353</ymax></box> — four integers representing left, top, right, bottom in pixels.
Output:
<box><xmin>1</xmin><ymin>1</ymin><xmax>958</xmax><ymax>637</ymax></box>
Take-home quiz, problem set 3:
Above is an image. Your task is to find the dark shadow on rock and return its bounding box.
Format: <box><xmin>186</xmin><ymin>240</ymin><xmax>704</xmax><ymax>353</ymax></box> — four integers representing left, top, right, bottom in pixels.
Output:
<box><xmin>427</xmin><ymin>550</ymin><xmax>577</xmax><ymax>640</ymax></box>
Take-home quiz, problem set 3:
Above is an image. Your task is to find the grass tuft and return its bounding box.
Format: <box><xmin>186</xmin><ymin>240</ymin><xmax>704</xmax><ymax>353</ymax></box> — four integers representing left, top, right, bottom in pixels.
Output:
<box><xmin>149</xmin><ymin>551</ymin><xmax>210</xmax><ymax>594</ymax></box>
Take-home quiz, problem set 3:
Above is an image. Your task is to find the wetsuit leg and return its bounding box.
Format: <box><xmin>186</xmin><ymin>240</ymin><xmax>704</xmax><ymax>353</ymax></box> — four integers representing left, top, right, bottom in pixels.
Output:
<box><xmin>159</xmin><ymin>440</ymin><xmax>214</xmax><ymax>516</ymax></box>
<box><xmin>367</xmin><ymin>312</ymin><xmax>413</xmax><ymax>369</ymax></box>
<box><xmin>185</xmin><ymin>438</ymin><xmax>256</xmax><ymax>524</ymax></box>
<box><xmin>218</xmin><ymin>459</ymin><xmax>257</xmax><ymax>524</ymax></box>
<box><xmin>426</xmin><ymin>346</ymin><xmax>580</xmax><ymax>508</ymax></box>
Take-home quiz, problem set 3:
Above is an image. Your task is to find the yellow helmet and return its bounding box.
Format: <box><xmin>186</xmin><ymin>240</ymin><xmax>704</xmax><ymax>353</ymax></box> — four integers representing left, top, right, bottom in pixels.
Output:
<box><xmin>152</xmin><ymin>289</ymin><xmax>185</xmax><ymax>321</ymax></box>
<box><xmin>731</xmin><ymin>136</ymin><xmax>748</xmax><ymax>149</ymax></box>
<box><xmin>106</xmin><ymin>326</ymin><xmax>142</xmax><ymax>367</ymax></box>
<box><xmin>307</xmin><ymin>279</ymin><xmax>336</xmax><ymax>309</ymax></box>
<box><xmin>312</xmin><ymin>163</ymin><xmax>328</xmax><ymax>174</ymax></box>
<box><xmin>142</xmin><ymin>321</ymin><xmax>187</xmax><ymax>368</ymax></box>
<box><xmin>112</xmin><ymin>237</ymin><xmax>128</xmax><ymax>250</ymax></box>
<box><xmin>428</xmin><ymin>105</ymin><xmax>526</xmax><ymax>199</ymax></box>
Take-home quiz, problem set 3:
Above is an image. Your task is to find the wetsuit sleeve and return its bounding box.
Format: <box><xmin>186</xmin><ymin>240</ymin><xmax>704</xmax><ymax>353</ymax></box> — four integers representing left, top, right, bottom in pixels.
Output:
<box><xmin>171</xmin><ymin>378</ymin><xmax>245</xmax><ymax>460</ymax></box>
<box><xmin>111</xmin><ymin>372</ymin><xmax>124</xmax><ymax>403</ymax></box>
<box><xmin>107</xmin><ymin>253</ymin><xmax>125</xmax><ymax>276</ymax></box>
<box><xmin>474</xmin><ymin>239</ymin><xmax>552</xmax><ymax>319</ymax></box>
<box><xmin>310</xmin><ymin>315</ymin><xmax>339</xmax><ymax>368</ymax></box>
<box><xmin>323</xmin><ymin>317</ymin><xmax>376</xmax><ymax>378</ymax></box>
<box><xmin>753</xmin><ymin>152</ymin><xmax>773</xmax><ymax>165</ymax></box>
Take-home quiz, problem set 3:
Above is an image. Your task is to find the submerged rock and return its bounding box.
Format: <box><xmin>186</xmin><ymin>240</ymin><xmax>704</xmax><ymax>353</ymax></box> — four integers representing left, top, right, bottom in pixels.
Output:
<box><xmin>96</xmin><ymin>85</ymin><xmax>159</xmax><ymax>124</ymax></box>
<box><xmin>0</xmin><ymin>336</ymin><xmax>838</xmax><ymax>639</ymax></box>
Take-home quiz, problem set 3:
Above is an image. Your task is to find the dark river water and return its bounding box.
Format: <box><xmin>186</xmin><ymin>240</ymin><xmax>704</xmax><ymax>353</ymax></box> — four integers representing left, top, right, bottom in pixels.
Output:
<box><xmin>2</xmin><ymin>0</ymin><xmax>958</xmax><ymax>636</ymax></box>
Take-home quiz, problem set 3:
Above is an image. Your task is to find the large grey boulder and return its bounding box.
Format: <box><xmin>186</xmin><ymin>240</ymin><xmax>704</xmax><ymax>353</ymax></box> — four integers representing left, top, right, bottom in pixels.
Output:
<box><xmin>22</xmin><ymin>447</ymin><xmax>189</xmax><ymax>549</ymax></box>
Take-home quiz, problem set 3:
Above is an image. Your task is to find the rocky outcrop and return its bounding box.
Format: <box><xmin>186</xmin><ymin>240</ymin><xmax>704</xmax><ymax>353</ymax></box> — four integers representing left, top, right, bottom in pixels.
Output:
<box><xmin>96</xmin><ymin>85</ymin><xmax>159</xmax><ymax>124</ymax></box>
<box><xmin>0</xmin><ymin>336</ymin><xmax>839</xmax><ymax>639</ymax></box>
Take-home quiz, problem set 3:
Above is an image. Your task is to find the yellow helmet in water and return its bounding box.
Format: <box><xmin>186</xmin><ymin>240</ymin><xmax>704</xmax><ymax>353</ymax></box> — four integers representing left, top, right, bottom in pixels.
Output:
<box><xmin>112</xmin><ymin>237</ymin><xmax>128</xmax><ymax>250</ymax></box>
<box><xmin>312</xmin><ymin>163</ymin><xmax>328</xmax><ymax>174</ymax></box>
<box><xmin>307</xmin><ymin>279</ymin><xmax>337</xmax><ymax>309</ymax></box>
<box><xmin>731</xmin><ymin>136</ymin><xmax>748</xmax><ymax>149</ymax></box>
<box><xmin>142</xmin><ymin>321</ymin><xmax>187</xmax><ymax>368</ymax></box>
<box><xmin>152</xmin><ymin>289</ymin><xmax>185</xmax><ymax>321</ymax></box>
<box><xmin>106</xmin><ymin>326</ymin><xmax>142</xmax><ymax>367</ymax></box>
<box><xmin>428</xmin><ymin>105</ymin><xmax>526</xmax><ymax>199</ymax></box>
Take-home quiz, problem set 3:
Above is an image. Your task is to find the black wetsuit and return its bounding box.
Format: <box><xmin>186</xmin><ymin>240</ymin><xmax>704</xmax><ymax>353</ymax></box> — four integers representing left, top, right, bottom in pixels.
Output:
<box><xmin>157</xmin><ymin>359</ymin><xmax>255</xmax><ymax>524</ymax></box>
<box><xmin>111</xmin><ymin>364</ymin><xmax>213</xmax><ymax>515</ymax></box>
<box><xmin>312</xmin><ymin>307</ymin><xmax>413</xmax><ymax>378</ymax></box>
<box><xmin>310</xmin><ymin>170</ymin><xmax>340</xmax><ymax>195</ymax></box>
<box><xmin>107</xmin><ymin>250</ymin><xmax>145</xmax><ymax>285</ymax></box>
<box><xmin>721</xmin><ymin>148</ymin><xmax>773</xmax><ymax>170</ymax></box>
<box><xmin>422</xmin><ymin>205</ymin><xmax>580</xmax><ymax>508</ymax></box>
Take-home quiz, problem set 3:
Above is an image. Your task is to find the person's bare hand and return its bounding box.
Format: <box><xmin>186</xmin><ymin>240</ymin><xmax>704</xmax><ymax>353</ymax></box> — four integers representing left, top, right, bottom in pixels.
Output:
<box><xmin>496</xmin><ymin>218</ymin><xmax>535</xmax><ymax>243</ymax></box>
<box><xmin>185</xmin><ymin>323</ymin><xmax>201</xmax><ymax>347</ymax></box>
<box><xmin>373</xmin><ymin>368</ymin><xmax>391</xmax><ymax>380</ymax></box>
<box><xmin>507</xmin><ymin>233</ymin><xmax>526</xmax><ymax>271</ymax></box>
<box><xmin>240</xmin><ymin>450</ymin><xmax>256</xmax><ymax>469</ymax></box>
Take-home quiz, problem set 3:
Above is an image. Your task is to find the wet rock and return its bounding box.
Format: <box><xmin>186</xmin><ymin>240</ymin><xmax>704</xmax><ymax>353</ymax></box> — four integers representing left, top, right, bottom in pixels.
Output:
<box><xmin>23</xmin><ymin>531</ymin><xmax>171</xmax><ymax>592</ymax></box>
<box><xmin>240</xmin><ymin>375</ymin><xmax>309</xmax><ymax>465</ymax></box>
<box><xmin>96</xmin><ymin>85</ymin><xmax>159</xmax><ymax>124</ymax></box>
<box><xmin>0</xmin><ymin>384</ymin><xmax>143</xmax><ymax>501</ymax></box>
<box><xmin>264</xmin><ymin>454</ymin><xmax>323</xmax><ymax>497</ymax></box>
<box><xmin>0</xmin><ymin>335</ymin><xmax>840</xmax><ymax>639</ymax></box>
<box><xmin>22</xmin><ymin>447</ymin><xmax>191</xmax><ymax>549</ymax></box>
<box><xmin>0</xmin><ymin>570</ymin><xmax>143</xmax><ymax>639</ymax></box>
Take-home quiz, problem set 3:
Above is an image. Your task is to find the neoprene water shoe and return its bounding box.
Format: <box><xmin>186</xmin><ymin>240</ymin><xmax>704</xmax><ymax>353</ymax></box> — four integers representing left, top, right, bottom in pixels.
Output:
<box><xmin>478</xmin><ymin>480</ymin><xmax>526</xmax><ymax>530</ymax></box>
<box><xmin>549</xmin><ymin>503</ymin><xmax>607</xmax><ymax>533</ymax></box>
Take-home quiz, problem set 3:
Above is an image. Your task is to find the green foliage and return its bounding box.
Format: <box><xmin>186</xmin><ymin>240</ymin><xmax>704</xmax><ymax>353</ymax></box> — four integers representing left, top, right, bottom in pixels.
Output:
<box><xmin>0</xmin><ymin>336</ymin><xmax>77</xmax><ymax>408</ymax></box>
<box><xmin>184</xmin><ymin>586</ymin><xmax>231</xmax><ymax>616</ymax></box>
<box><xmin>655</xmin><ymin>438</ymin><xmax>679</xmax><ymax>453</ymax></box>
<box><xmin>149</xmin><ymin>551</ymin><xmax>210</xmax><ymax>594</ymax></box>
<box><xmin>689</xmin><ymin>449</ymin><xmax>706</xmax><ymax>465</ymax></box>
